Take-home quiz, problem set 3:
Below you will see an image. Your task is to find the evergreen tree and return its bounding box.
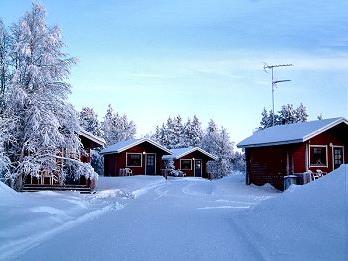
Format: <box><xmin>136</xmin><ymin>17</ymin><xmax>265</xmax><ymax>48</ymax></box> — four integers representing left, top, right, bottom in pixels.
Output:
<box><xmin>171</xmin><ymin>115</ymin><xmax>185</xmax><ymax>148</ymax></box>
<box><xmin>2</xmin><ymin>4</ymin><xmax>96</xmax><ymax>184</ymax></box>
<box><xmin>278</xmin><ymin>104</ymin><xmax>297</xmax><ymax>124</ymax></box>
<box><xmin>184</xmin><ymin>115</ymin><xmax>203</xmax><ymax>147</ymax></box>
<box><xmin>259</xmin><ymin>108</ymin><xmax>273</xmax><ymax>129</ymax></box>
<box><xmin>203</xmin><ymin>125</ymin><xmax>234</xmax><ymax>179</ymax></box>
<box><xmin>232</xmin><ymin>151</ymin><xmax>246</xmax><ymax>172</ymax></box>
<box><xmin>102</xmin><ymin>104</ymin><xmax>136</xmax><ymax>145</ymax></box>
<box><xmin>295</xmin><ymin>103</ymin><xmax>308</xmax><ymax>122</ymax></box>
<box><xmin>259</xmin><ymin>103</ymin><xmax>309</xmax><ymax>129</ymax></box>
<box><xmin>79</xmin><ymin>107</ymin><xmax>102</xmax><ymax>136</ymax></box>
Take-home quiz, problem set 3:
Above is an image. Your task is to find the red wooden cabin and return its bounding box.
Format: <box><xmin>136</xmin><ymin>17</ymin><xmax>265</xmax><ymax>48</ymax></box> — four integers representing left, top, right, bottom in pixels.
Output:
<box><xmin>237</xmin><ymin>117</ymin><xmax>348</xmax><ymax>190</ymax></box>
<box><xmin>162</xmin><ymin>147</ymin><xmax>217</xmax><ymax>178</ymax></box>
<box><xmin>101</xmin><ymin>138</ymin><xmax>172</xmax><ymax>176</ymax></box>
<box><xmin>23</xmin><ymin>130</ymin><xmax>105</xmax><ymax>190</ymax></box>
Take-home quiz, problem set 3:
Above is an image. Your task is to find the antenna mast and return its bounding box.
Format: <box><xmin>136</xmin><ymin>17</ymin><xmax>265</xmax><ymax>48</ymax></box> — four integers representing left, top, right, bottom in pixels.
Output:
<box><xmin>263</xmin><ymin>63</ymin><xmax>294</xmax><ymax>126</ymax></box>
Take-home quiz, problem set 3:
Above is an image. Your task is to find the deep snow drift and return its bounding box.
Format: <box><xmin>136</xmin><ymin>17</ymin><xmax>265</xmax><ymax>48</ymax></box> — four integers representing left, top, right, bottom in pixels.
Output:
<box><xmin>0</xmin><ymin>167</ymin><xmax>346</xmax><ymax>261</ymax></box>
<box><xmin>237</xmin><ymin>164</ymin><xmax>348</xmax><ymax>261</ymax></box>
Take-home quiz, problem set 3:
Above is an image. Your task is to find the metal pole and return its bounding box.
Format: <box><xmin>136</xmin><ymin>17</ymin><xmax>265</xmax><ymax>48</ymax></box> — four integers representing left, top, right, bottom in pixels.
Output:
<box><xmin>263</xmin><ymin>63</ymin><xmax>293</xmax><ymax>126</ymax></box>
<box><xmin>272</xmin><ymin>67</ymin><xmax>275</xmax><ymax>126</ymax></box>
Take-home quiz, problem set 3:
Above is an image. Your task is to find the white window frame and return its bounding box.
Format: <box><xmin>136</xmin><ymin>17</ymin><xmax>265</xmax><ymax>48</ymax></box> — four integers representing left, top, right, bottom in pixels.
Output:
<box><xmin>332</xmin><ymin>145</ymin><xmax>345</xmax><ymax>171</ymax></box>
<box><xmin>309</xmin><ymin>145</ymin><xmax>328</xmax><ymax>168</ymax></box>
<box><xmin>180</xmin><ymin>159</ymin><xmax>192</xmax><ymax>170</ymax></box>
<box><xmin>126</xmin><ymin>152</ymin><xmax>143</xmax><ymax>167</ymax></box>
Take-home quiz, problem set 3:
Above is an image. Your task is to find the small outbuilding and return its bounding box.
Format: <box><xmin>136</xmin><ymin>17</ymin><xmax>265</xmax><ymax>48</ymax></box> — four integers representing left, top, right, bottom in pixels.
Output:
<box><xmin>237</xmin><ymin>117</ymin><xmax>348</xmax><ymax>190</ymax></box>
<box><xmin>162</xmin><ymin>147</ymin><xmax>217</xmax><ymax>179</ymax></box>
<box><xmin>101</xmin><ymin>138</ymin><xmax>172</xmax><ymax>176</ymax></box>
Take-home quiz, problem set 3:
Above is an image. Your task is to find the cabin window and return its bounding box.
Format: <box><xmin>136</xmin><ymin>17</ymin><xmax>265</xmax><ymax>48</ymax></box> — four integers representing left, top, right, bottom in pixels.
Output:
<box><xmin>309</xmin><ymin>145</ymin><xmax>327</xmax><ymax>167</ymax></box>
<box><xmin>126</xmin><ymin>153</ymin><xmax>142</xmax><ymax>167</ymax></box>
<box><xmin>180</xmin><ymin>159</ymin><xmax>192</xmax><ymax>170</ymax></box>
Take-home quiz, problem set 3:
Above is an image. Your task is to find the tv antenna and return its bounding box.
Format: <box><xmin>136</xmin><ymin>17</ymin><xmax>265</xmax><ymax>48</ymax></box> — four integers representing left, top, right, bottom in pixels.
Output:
<box><xmin>263</xmin><ymin>63</ymin><xmax>294</xmax><ymax>125</ymax></box>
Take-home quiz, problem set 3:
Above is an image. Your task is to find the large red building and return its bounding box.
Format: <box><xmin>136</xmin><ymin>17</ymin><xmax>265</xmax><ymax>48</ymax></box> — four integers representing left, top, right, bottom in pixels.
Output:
<box><xmin>237</xmin><ymin>117</ymin><xmax>348</xmax><ymax>190</ymax></box>
<box><xmin>101</xmin><ymin>138</ymin><xmax>172</xmax><ymax>176</ymax></box>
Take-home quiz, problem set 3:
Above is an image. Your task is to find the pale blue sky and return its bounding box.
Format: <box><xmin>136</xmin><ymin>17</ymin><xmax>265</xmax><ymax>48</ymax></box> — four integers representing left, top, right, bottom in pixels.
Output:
<box><xmin>1</xmin><ymin>0</ymin><xmax>347</xmax><ymax>143</ymax></box>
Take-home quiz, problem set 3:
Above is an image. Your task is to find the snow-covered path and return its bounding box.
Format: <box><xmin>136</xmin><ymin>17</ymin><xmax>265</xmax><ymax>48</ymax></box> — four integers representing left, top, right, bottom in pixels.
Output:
<box><xmin>18</xmin><ymin>175</ymin><xmax>278</xmax><ymax>261</ymax></box>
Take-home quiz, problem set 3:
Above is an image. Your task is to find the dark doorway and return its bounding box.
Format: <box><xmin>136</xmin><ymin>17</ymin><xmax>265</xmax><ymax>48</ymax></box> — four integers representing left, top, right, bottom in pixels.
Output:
<box><xmin>146</xmin><ymin>154</ymin><xmax>156</xmax><ymax>175</ymax></box>
<box><xmin>194</xmin><ymin>160</ymin><xmax>202</xmax><ymax>177</ymax></box>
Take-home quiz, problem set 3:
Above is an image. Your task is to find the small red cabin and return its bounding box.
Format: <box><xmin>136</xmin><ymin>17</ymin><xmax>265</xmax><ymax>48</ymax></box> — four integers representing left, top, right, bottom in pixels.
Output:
<box><xmin>237</xmin><ymin>117</ymin><xmax>348</xmax><ymax>190</ymax></box>
<box><xmin>101</xmin><ymin>138</ymin><xmax>172</xmax><ymax>176</ymax></box>
<box><xmin>162</xmin><ymin>147</ymin><xmax>217</xmax><ymax>179</ymax></box>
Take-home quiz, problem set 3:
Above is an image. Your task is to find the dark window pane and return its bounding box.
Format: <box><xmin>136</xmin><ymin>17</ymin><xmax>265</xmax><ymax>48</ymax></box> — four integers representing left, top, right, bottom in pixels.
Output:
<box><xmin>181</xmin><ymin>160</ymin><xmax>192</xmax><ymax>170</ymax></box>
<box><xmin>310</xmin><ymin>146</ymin><xmax>327</xmax><ymax>166</ymax></box>
<box><xmin>127</xmin><ymin>154</ymin><xmax>142</xmax><ymax>167</ymax></box>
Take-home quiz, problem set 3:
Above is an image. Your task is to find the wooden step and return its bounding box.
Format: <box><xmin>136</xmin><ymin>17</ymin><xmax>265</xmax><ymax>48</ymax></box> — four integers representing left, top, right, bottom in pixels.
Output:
<box><xmin>21</xmin><ymin>185</ymin><xmax>92</xmax><ymax>194</ymax></box>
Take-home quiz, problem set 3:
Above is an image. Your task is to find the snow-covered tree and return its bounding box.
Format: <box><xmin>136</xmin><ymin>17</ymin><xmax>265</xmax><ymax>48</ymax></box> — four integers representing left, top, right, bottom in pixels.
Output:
<box><xmin>201</xmin><ymin>120</ymin><xmax>235</xmax><ymax>179</ymax></box>
<box><xmin>171</xmin><ymin>116</ymin><xmax>185</xmax><ymax>148</ymax></box>
<box><xmin>0</xmin><ymin>19</ymin><xmax>10</xmax><ymax>112</ymax></box>
<box><xmin>2</xmin><ymin>4</ymin><xmax>96</xmax><ymax>185</ymax></box>
<box><xmin>153</xmin><ymin>115</ymin><xmax>192</xmax><ymax>149</ymax></box>
<box><xmin>232</xmin><ymin>151</ymin><xmax>246</xmax><ymax>172</ymax></box>
<box><xmin>259</xmin><ymin>103</ymin><xmax>308</xmax><ymax>129</ymax></box>
<box><xmin>0</xmin><ymin>118</ymin><xmax>11</xmax><ymax>181</ymax></box>
<box><xmin>102</xmin><ymin>104</ymin><xmax>136</xmax><ymax>145</ymax></box>
<box><xmin>295</xmin><ymin>103</ymin><xmax>308</xmax><ymax>122</ymax></box>
<box><xmin>201</xmin><ymin>119</ymin><xmax>219</xmax><ymax>154</ymax></box>
<box><xmin>259</xmin><ymin>108</ymin><xmax>274</xmax><ymax>129</ymax></box>
<box><xmin>79</xmin><ymin>107</ymin><xmax>102</xmax><ymax>136</ymax></box>
<box><xmin>184</xmin><ymin>115</ymin><xmax>203</xmax><ymax>147</ymax></box>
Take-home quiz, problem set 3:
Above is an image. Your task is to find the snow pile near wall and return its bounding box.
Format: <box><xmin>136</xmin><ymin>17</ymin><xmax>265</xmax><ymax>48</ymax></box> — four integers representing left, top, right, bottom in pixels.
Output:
<box><xmin>238</xmin><ymin>164</ymin><xmax>347</xmax><ymax>261</ymax></box>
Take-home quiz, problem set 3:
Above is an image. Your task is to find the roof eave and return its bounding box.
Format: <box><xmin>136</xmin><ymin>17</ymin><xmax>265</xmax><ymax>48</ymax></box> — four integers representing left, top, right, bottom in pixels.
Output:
<box><xmin>100</xmin><ymin>138</ymin><xmax>172</xmax><ymax>155</ymax></box>
<box><xmin>302</xmin><ymin>117</ymin><xmax>348</xmax><ymax>142</ymax></box>
<box><xmin>237</xmin><ymin>139</ymin><xmax>304</xmax><ymax>149</ymax></box>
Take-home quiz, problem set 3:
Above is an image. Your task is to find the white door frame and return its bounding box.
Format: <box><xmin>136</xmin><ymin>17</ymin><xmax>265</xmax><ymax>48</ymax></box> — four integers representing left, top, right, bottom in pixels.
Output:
<box><xmin>145</xmin><ymin>153</ymin><xmax>156</xmax><ymax>175</ymax></box>
<box><xmin>332</xmin><ymin>145</ymin><xmax>345</xmax><ymax>171</ymax></box>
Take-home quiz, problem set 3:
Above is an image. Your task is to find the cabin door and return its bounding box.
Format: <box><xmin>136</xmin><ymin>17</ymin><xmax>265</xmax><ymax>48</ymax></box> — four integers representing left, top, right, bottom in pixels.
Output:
<box><xmin>333</xmin><ymin>147</ymin><xmax>344</xmax><ymax>169</ymax></box>
<box><xmin>194</xmin><ymin>160</ymin><xmax>202</xmax><ymax>177</ymax></box>
<box><xmin>145</xmin><ymin>154</ymin><xmax>156</xmax><ymax>175</ymax></box>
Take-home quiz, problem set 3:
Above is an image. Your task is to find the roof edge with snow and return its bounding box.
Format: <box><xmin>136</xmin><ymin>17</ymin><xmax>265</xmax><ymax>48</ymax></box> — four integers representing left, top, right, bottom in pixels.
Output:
<box><xmin>100</xmin><ymin>138</ymin><xmax>172</xmax><ymax>155</ymax></box>
<box><xmin>238</xmin><ymin>117</ymin><xmax>348</xmax><ymax>148</ymax></box>
<box><xmin>163</xmin><ymin>147</ymin><xmax>218</xmax><ymax>161</ymax></box>
<box><xmin>79</xmin><ymin>129</ymin><xmax>106</xmax><ymax>146</ymax></box>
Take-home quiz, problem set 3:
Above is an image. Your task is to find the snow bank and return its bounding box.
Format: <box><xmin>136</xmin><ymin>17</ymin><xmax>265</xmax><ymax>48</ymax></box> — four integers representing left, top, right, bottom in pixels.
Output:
<box><xmin>237</xmin><ymin>164</ymin><xmax>347</xmax><ymax>261</ymax></box>
<box><xmin>0</xmin><ymin>181</ymin><xmax>19</xmax><ymax>205</ymax></box>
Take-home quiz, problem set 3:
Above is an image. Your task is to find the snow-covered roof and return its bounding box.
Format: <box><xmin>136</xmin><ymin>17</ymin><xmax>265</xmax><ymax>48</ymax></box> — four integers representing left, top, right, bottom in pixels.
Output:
<box><xmin>100</xmin><ymin>138</ymin><xmax>172</xmax><ymax>155</ymax></box>
<box><xmin>79</xmin><ymin>129</ymin><xmax>106</xmax><ymax>146</ymax></box>
<box><xmin>162</xmin><ymin>147</ymin><xmax>217</xmax><ymax>161</ymax></box>
<box><xmin>237</xmin><ymin>117</ymin><xmax>348</xmax><ymax>148</ymax></box>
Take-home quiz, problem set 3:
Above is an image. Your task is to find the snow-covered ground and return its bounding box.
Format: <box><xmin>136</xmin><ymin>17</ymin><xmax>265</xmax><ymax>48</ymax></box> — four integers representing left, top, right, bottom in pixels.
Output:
<box><xmin>0</xmin><ymin>166</ymin><xmax>346</xmax><ymax>261</ymax></box>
